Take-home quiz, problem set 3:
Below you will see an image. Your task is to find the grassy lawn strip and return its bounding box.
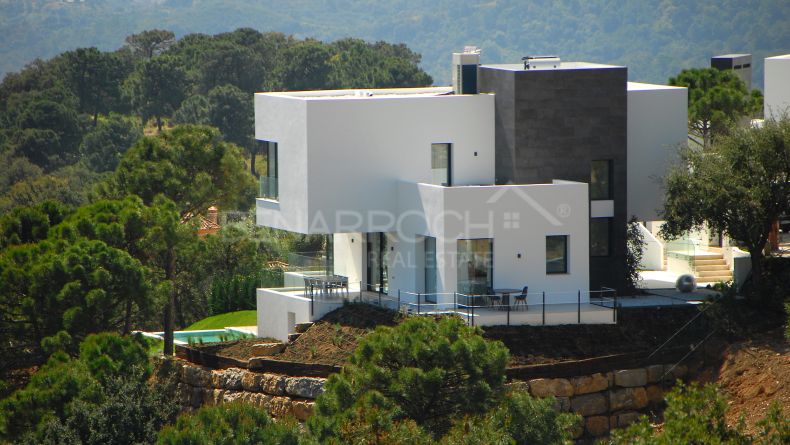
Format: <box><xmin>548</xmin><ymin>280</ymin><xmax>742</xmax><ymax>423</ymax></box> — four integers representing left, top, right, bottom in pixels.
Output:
<box><xmin>185</xmin><ymin>310</ymin><xmax>257</xmax><ymax>330</ymax></box>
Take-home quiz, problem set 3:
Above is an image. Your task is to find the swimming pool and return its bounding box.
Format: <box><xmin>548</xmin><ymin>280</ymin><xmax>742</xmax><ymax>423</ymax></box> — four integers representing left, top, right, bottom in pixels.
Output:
<box><xmin>145</xmin><ymin>328</ymin><xmax>255</xmax><ymax>345</ymax></box>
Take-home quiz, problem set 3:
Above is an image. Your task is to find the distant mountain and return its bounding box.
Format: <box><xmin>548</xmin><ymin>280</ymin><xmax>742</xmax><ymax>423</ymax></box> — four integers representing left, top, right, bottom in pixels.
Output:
<box><xmin>1</xmin><ymin>0</ymin><xmax>788</xmax><ymax>89</ymax></box>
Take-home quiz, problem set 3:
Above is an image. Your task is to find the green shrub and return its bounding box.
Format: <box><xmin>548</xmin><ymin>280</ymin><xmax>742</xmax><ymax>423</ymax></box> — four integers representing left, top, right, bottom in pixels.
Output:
<box><xmin>156</xmin><ymin>402</ymin><xmax>314</xmax><ymax>445</ymax></box>
<box><xmin>0</xmin><ymin>333</ymin><xmax>178</xmax><ymax>444</ymax></box>
<box><xmin>308</xmin><ymin>316</ymin><xmax>511</xmax><ymax>441</ymax></box>
<box><xmin>609</xmin><ymin>382</ymin><xmax>788</xmax><ymax>445</ymax></box>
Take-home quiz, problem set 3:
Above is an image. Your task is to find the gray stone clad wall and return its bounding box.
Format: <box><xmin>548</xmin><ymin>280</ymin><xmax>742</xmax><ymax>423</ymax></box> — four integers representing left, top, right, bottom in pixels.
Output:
<box><xmin>479</xmin><ymin>65</ymin><xmax>628</xmax><ymax>291</ymax></box>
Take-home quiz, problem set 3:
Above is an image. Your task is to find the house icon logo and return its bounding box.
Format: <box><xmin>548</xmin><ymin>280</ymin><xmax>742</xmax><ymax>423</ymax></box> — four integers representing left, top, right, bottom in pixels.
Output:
<box><xmin>485</xmin><ymin>186</ymin><xmax>567</xmax><ymax>227</ymax></box>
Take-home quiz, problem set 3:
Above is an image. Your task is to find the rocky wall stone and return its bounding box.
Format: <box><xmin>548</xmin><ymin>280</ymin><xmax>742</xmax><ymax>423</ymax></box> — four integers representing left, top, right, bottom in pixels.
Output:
<box><xmin>241</xmin><ymin>370</ymin><xmax>262</xmax><ymax>391</ymax></box>
<box><xmin>260</xmin><ymin>373</ymin><xmax>287</xmax><ymax>395</ymax></box>
<box><xmin>268</xmin><ymin>396</ymin><xmax>294</xmax><ymax>417</ymax></box>
<box><xmin>571</xmin><ymin>393</ymin><xmax>608</xmax><ymax>416</ymax></box>
<box><xmin>610</xmin><ymin>411</ymin><xmax>641</xmax><ymax>429</ymax></box>
<box><xmin>252</xmin><ymin>343</ymin><xmax>286</xmax><ymax>356</ymax></box>
<box><xmin>528</xmin><ymin>378</ymin><xmax>574</xmax><ymax>397</ymax></box>
<box><xmin>285</xmin><ymin>376</ymin><xmax>326</xmax><ymax>399</ymax></box>
<box><xmin>645</xmin><ymin>364</ymin><xmax>664</xmax><ymax>383</ymax></box>
<box><xmin>585</xmin><ymin>416</ymin><xmax>610</xmax><ymax>437</ymax></box>
<box><xmin>212</xmin><ymin>368</ymin><xmax>244</xmax><ymax>390</ymax></box>
<box><xmin>571</xmin><ymin>373</ymin><xmax>609</xmax><ymax>395</ymax></box>
<box><xmin>609</xmin><ymin>387</ymin><xmax>648</xmax><ymax>411</ymax></box>
<box><xmin>614</xmin><ymin>369</ymin><xmax>647</xmax><ymax>387</ymax></box>
<box><xmin>646</xmin><ymin>385</ymin><xmax>664</xmax><ymax>404</ymax></box>
<box><xmin>181</xmin><ymin>364</ymin><xmax>211</xmax><ymax>387</ymax></box>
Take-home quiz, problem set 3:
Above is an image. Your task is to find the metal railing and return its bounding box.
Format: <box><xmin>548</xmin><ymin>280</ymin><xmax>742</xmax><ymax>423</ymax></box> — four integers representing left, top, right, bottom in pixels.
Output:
<box><xmin>264</xmin><ymin>283</ymin><xmax>619</xmax><ymax>327</ymax></box>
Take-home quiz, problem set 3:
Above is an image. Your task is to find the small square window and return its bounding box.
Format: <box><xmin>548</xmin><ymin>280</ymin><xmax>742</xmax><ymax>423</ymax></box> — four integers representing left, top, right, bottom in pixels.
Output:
<box><xmin>546</xmin><ymin>235</ymin><xmax>568</xmax><ymax>274</ymax></box>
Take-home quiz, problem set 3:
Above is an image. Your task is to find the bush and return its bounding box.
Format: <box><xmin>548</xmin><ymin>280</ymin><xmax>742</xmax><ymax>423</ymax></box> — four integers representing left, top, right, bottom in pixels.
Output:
<box><xmin>609</xmin><ymin>382</ymin><xmax>788</xmax><ymax>444</ymax></box>
<box><xmin>156</xmin><ymin>402</ymin><xmax>314</xmax><ymax>445</ymax></box>
<box><xmin>308</xmin><ymin>316</ymin><xmax>511</xmax><ymax>441</ymax></box>
<box><xmin>0</xmin><ymin>333</ymin><xmax>178</xmax><ymax>444</ymax></box>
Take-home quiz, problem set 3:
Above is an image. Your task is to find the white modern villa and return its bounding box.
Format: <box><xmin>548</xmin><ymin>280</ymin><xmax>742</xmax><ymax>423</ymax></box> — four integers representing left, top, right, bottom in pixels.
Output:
<box><xmin>253</xmin><ymin>49</ymin><xmax>789</xmax><ymax>341</ymax></box>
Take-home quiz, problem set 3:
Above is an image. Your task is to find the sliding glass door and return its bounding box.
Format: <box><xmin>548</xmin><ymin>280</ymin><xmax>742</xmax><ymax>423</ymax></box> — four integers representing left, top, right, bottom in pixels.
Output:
<box><xmin>457</xmin><ymin>239</ymin><xmax>493</xmax><ymax>295</ymax></box>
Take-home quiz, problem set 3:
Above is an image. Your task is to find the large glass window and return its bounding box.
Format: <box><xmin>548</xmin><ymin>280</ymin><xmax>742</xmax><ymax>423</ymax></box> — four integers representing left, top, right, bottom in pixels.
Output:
<box><xmin>424</xmin><ymin>236</ymin><xmax>437</xmax><ymax>303</ymax></box>
<box><xmin>546</xmin><ymin>235</ymin><xmax>568</xmax><ymax>274</ymax></box>
<box><xmin>457</xmin><ymin>239</ymin><xmax>492</xmax><ymax>294</ymax></box>
<box><xmin>366</xmin><ymin>233</ymin><xmax>388</xmax><ymax>294</ymax></box>
<box><xmin>431</xmin><ymin>143</ymin><xmax>452</xmax><ymax>186</ymax></box>
<box><xmin>590</xmin><ymin>218</ymin><xmax>611</xmax><ymax>257</ymax></box>
<box><xmin>260</xmin><ymin>141</ymin><xmax>278</xmax><ymax>200</ymax></box>
<box><xmin>590</xmin><ymin>160</ymin><xmax>612</xmax><ymax>200</ymax></box>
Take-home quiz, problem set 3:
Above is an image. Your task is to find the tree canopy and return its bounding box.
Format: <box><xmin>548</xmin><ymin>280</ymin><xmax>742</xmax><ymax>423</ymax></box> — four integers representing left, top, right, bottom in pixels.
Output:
<box><xmin>113</xmin><ymin>125</ymin><xmax>255</xmax><ymax>218</ymax></box>
<box><xmin>669</xmin><ymin>67</ymin><xmax>762</xmax><ymax>149</ymax></box>
<box><xmin>0</xmin><ymin>333</ymin><xmax>178</xmax><ymax>445</ymax></box>
<box><xmin>660</xmin><ymin>117</ymin><xmax>790</xmax><ymax>298</ymax></box>
<box><xmin>308</xmin><ymin>316</ymin><xmax>511</xmax><ymax>440</ymax></box>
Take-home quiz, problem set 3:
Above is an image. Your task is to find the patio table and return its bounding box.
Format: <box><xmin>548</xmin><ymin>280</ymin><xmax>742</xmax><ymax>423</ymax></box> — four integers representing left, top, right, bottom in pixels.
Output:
<box><xmin>312</xmin><ymin>275</ymin><xmax>348</xmax><ymax>297</ymax></box>
<box><xmin>494</xmin><ymin>288</ymin><xmax>521</xmax><ymax>310</ymax></box>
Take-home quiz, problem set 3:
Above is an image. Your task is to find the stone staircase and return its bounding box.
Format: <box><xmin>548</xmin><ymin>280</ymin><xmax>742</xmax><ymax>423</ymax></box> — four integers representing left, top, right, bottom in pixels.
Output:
<box><xmin>693</xmin><ymin>252</ymin><xmax>732</xmax><ymax>283</ymax></box>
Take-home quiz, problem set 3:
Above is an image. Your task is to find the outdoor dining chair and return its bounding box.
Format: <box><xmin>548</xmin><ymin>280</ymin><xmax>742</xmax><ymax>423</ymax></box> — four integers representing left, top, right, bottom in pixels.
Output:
<box><xmin>514</xmin><ymin>286</ymin><xmax>528</xmax><ymax>310</ymax></box>
<box><xmin>486</xmin><ymin>287</ymin><xmax>501</xmax><ymax>308</ymax></box>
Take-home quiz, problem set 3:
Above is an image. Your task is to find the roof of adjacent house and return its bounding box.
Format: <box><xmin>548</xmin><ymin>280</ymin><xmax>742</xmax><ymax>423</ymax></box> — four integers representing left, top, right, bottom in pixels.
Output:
<box><xmin>257</xmin><ymin>86</ymin><xmax>455</xmax><ymax>100</ymax></box>
<box><xmin>480</xmin><ymin>61</ymin><xmax>625</xmax><ymax>71</ymax></box>
<box><xmin>627</xmin><ymin>82</ymin><xmax>686</xmax><ymax>91</ymax></box>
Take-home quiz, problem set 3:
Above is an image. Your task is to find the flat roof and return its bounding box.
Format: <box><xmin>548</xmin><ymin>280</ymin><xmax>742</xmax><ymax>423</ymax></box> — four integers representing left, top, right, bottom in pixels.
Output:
<box><xmin>257</xmin><ymin>86</ymin><xmax>455</xmax><ymax>100</ymax></box>
<box><xmin>712</xmin><ymin>54</ymin><xmax>751</xmax><ymax>58</ymax></box>
<box><xmin>627</xmin><ymin>82</ymin><xmax>686</xmax><ymax>91</ymax></box>
<box><xmin>480</xmin><ymin>61</ymin><xmax>625</xmax><ymax>71</ymax></box>
<box><xmin>766</xmin><ymin>54</ymin><xmax>790</xmax><ymax>60</ymax></box>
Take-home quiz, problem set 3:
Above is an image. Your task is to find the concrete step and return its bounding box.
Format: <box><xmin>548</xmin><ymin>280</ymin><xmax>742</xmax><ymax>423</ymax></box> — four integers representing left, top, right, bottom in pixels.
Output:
<box><xmin>287</xmin><ymin>332</ymin><xmax>301</xmax><ymax>343</ymax></box>
<box><xmin>695</xmin><ymin>264</ymin><xmax>729</xmax><ymax>271</ymax></box>
<box><xmin>695</xmin><ymin>259</ymin><xmax>727</xmax><ymax>266</ymax></box>
<box><xmin>697</xmin><ymin>275</ymin><xmax>733</xmax><ymax>283</ymax></box>
<box><xmin>697</xmin><ymin>269</ymin><xmax>732</xmax><ymax>277</ymax></box>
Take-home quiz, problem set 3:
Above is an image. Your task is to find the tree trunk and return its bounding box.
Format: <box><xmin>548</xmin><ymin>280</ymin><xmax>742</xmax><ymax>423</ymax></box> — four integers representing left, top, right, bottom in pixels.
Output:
<box><xmin>163</xmin><ymin>249</ymin><xmax>176</xmax><ymax>356</ymax></box>
<box><xmin>156</xmin><ymin>115</ymin><xmax>163</xmax><ymax>132</ymax></box>
<box><xmin>93</xmin><ymin>112</ymin><xmax>99</xmax><ymax>126</ymax></box>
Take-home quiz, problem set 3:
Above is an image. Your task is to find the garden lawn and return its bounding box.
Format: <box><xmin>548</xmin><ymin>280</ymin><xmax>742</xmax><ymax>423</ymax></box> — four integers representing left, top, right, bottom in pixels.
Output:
<box><xmin>185</xmin><ymin>310</ymin><xmax>257</xmax><ymax>330</ymax></box>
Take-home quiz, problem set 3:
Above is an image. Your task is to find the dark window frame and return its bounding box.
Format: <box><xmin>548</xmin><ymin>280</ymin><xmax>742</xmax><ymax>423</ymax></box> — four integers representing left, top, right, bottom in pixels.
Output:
<box><xmin>431</xmin><ymin>143</ymin><xmax>452</xmax><ymax>186</ymax></box>
<box><xmin>590</xmin><ymin>159</ymin><xmax>613</xmax><ymax>200</ymax></box>
<box><xmin>261</xmin><ymin>140</ymin><xmax>279</xmax><ymax>200</ymax></box>
<box><xmin>546</xmin><ymin>235</ymin><xmax>569</xmax><ymax>274</ymax></box>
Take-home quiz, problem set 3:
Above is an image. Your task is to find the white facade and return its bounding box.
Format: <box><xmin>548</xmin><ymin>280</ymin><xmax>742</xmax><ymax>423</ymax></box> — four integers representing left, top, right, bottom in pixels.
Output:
<box><xmin>765</xmin><ymin>54</ymin><xmax>790</xmax><ymax>120</ymax></box>
<box><xmin>253</xmin><ymin>61</ymin><xmax>690</xmax><ymax>338</ymax></box>
<box><xmin>255</xmin><ymin>87</ymin><xmax>495</xmax><ymax>234</ymax></box>
<box><xmin>626</xmin><ymin>82</ymin><xmax>688</xmax><ymax>221</ymax></box>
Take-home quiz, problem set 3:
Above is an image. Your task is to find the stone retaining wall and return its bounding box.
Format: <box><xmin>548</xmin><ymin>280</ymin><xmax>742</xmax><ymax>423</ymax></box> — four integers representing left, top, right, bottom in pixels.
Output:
<box><xmin>510</xmin><ymin>363</ymin><xmax>689</xmax><ymax>441</ymax></box>
<box><xmin>169</xmin><ymin>353</ymin><xmax>711</xmax><ymax>442</ymax></box>
<box><xmin>170</xmin><ymin>358</ymin><xmax>326</xmax><ymax>421</ymax></box>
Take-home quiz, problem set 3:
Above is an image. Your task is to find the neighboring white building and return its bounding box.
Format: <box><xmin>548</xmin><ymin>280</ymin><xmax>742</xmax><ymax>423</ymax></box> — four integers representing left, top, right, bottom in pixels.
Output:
<box><xmin>254</xmin><ymin>51</ymin><xmax>687</xmax><ymax>341</ymax></box>
<box><xmin>765</xmin><ymin>54</ymin><xmax>790</xmax><ymax>120</ymax></box>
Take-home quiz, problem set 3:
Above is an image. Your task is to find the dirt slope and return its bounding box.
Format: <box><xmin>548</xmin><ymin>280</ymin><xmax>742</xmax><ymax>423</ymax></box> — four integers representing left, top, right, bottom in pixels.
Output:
<box><xmin>715</xmin><ymin>331</ymin><xmax>790</xmax><ymax>433</ymax></box>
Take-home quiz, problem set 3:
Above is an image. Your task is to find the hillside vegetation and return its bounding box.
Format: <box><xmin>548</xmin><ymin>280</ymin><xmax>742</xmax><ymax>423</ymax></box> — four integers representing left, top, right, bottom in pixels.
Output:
<box><xmin>1</xmin><ymin>0</ymin><xmax>788</xmax><ymax>87</ymax></box>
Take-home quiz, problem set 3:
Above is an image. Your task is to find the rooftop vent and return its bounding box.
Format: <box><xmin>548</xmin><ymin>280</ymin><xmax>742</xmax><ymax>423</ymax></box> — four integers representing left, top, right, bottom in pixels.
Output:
<box><xmin>522</xmin><ymin>55</ymin><xmax>561</xmax><ymax>70</ymax></box>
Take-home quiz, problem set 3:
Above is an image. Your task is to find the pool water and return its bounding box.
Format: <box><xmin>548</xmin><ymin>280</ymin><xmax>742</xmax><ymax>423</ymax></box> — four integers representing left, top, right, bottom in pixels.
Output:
<box><xmin>150</xmin><ymin>328</ymin><xmax>254</xmax><ymax>345</ymax></box>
